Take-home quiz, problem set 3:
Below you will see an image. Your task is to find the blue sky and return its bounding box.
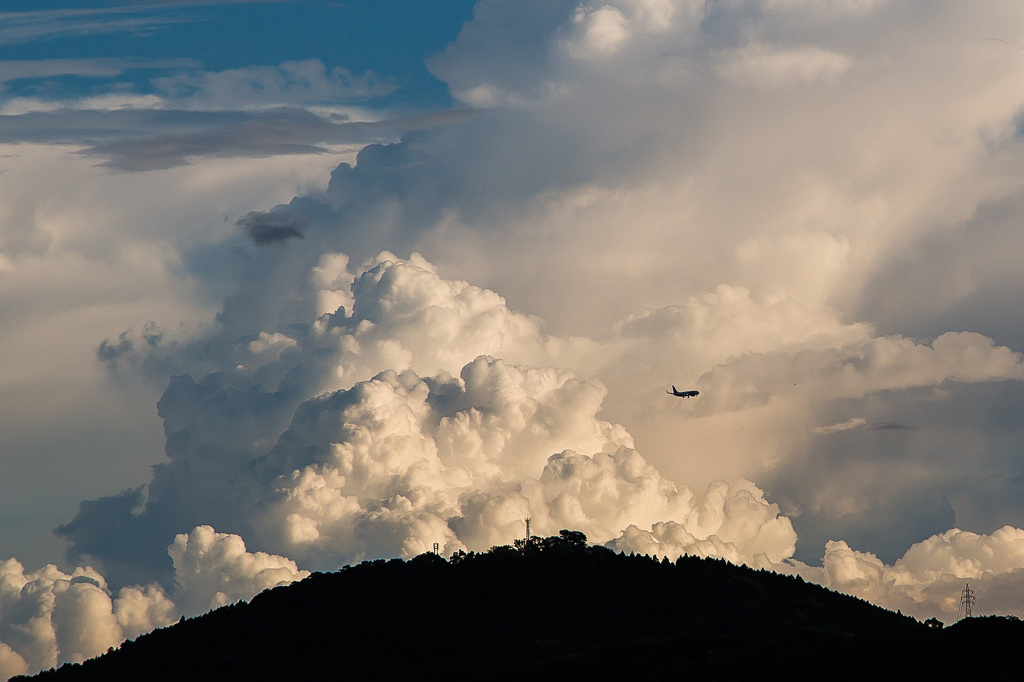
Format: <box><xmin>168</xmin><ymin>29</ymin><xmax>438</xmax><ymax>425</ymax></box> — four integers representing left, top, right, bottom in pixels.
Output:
<box><xmin>0</xmin><ymin>1</ymin><xmax>477</xmax><ymax>109</ymax></box>
<box><xmin>4</xmin><ymin>0</ymin><xmax>1024</xmax><ymax>675</ymax></box>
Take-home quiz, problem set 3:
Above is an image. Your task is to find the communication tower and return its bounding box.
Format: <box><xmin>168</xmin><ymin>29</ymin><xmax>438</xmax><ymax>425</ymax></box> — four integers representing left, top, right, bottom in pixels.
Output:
<box><xmin>958</xmin><ymin>583</ymin><xmax>976</xmax><ymax>620</ymax></box>
<box><xmin>525</xmin><ymin>517</ymin><xmax>531</xmax><ymax>541</ymax></box>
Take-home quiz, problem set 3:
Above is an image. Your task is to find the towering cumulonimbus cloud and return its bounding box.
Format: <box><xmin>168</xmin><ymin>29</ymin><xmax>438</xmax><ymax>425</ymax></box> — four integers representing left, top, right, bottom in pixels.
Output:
<box><xmin>70</xmin><ymin>246</ymin><xmax>1024</xmax><ymax>584</ymax></box>
<box><xmin>9</xmin><ymin>246</ymin><xmax>1024</xmax><ymax>678</ymax></box>
<box><xmin>68</xmin><ymin>252</ymin><xmax>804</xmax><ymax>579</ymax></box>
<box><xmin>7</xmin><ymin>0</ymin><xmax>1024</xmax><ymax>677</ymax></box>
<box><xmin>252</xmin><ymin>356</ymin><xmax>784</xmax><ymax>567</ymax></box>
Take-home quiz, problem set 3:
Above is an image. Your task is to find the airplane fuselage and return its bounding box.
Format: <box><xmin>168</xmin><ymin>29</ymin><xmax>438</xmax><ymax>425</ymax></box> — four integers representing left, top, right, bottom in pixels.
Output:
<box><xmin>668</xmin><ymin>386</ymin><xmax>699</xmax><ymax>398</ymax></box>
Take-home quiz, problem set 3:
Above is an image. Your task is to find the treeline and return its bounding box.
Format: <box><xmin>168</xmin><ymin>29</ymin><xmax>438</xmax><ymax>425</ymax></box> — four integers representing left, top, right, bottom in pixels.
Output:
<box><xmin>19</xmin><ymin>532</ymin><xmax>1024</xmax><ymax>680</ymax></box>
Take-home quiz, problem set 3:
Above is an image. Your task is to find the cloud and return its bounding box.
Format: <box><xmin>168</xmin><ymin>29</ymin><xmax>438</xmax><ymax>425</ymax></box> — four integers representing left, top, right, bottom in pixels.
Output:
<box><xmin>715</xmin><ymin>45</ymin><xmax>853</xmax><ymax>86</ymax></box>
<box><xmin>237</xmin><ymin>211</ymin><xmax>307</xmax><ymax>246</ymax></box>
<box><xmin>0</xmin><ymin>8</ymin><xmax>184</xmax><ymax>47</ymax></box>
<box><xmin>8</xmin><ymin>0</ymin><xmax>1024</xmax><ymax>674</ymax></box>
<box><xmin>151</xmin><ymin>60</ymin><xmax>396</xmax><ymax>109</ymax></box>
<box><xmin>0</xmin><ymin>58</ymin><xmax>201</xmax><ymax>85</ymax></box>
<box><xmin>0</xmin><ymin>559</ymin><xmax>134</xmax><ymax>673</ymax></box>
<box><xmin>0</xmin><ymin>526</ymin><xmax>305</xmax><ymax>677</ymax></box>
<box><xmin>694</xmin><ymin>332</ymin><xmax>1024</xmax><ymax>415</ymax></box>
<box><xmin>814</xmin><ymin>417</ymin><xmax>867</xmax><ymax>435</ymax></box>
<box><xmin>795</xmin><ymin>526</ymin><xmax>1024</xmax><ymax>620</ymax></box>
<box><xmin>168</xmin><ymin>525</ymin><xmax>309</xmax><ymax>615</ymax></box>
<box><xmin>69</xmin><ymin>226</ymin><xmax>1024</xmax><ymax>584</ymax></box>
<box><xmin>64</xmin><ymin>252</ymin><xmax>800</xmax><ymax>579</ymax></box>
<box><xmin>607</xmin><ymin>478</ymin><xmax>797</xmax><ymax>566</ymax></box>
<box><xmin>0</xmin><ymin>107</ymin><xmax>472</xmax><ymax>171</ymax></box>
<box><xmin>67</xmin><ymin>253</ymin><xmax>568</xmax><ymax>577</ymax></box>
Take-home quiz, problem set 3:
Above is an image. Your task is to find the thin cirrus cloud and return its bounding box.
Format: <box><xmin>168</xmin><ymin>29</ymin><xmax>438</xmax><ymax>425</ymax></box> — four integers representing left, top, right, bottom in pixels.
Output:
<box><xmin>0</xmin><ymin>58</ymin><xmax>201</xmax><ymax>83</ymax></box>
<box><xmin>0</xmin><ymin>8</ymin><xmax>186</xmax><ymax>46</ymax></box>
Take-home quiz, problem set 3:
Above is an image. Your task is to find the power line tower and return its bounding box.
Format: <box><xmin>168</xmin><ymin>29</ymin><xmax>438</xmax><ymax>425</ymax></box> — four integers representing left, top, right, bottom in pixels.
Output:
<box><xmin>958</xmin><ymin>583</ymin><xmax>976</xmax><ymax>621</ymax></box>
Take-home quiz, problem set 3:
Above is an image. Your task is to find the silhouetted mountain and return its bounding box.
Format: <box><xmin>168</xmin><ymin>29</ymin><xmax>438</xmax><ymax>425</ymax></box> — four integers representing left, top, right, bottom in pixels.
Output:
<box><xmin>18</xmin><ymin>532</ymin><xmax>1024</xmax><ymax>680</ymax></box>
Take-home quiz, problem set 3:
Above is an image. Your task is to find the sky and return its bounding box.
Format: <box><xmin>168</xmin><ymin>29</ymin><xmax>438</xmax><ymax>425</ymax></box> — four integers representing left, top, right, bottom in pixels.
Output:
<box><xmin>3</xmin><ymin>0</ymin><xmax>1024</xmax><ymax>675</ymax></box>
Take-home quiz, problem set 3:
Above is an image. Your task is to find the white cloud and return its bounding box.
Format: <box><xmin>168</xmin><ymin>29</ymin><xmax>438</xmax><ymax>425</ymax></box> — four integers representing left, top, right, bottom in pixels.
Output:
<box><xmin>566</xmin><ymin>6</ymin><xmax>631</xmax><ymax>58</ymax></box>
<box><xmin>168</xmin><ymin>526</ymin><xmax>309</xmax><ymax>614</ymax></box>
<box><xmin>695</xmin><ymin>331</ymin><xmax>1024</xmax><ymax>415</ymax></box>
<box><xmin>0</xmin><ymin>560</ymin><xmax>124</xmax><ymax>673</ymax></box>
<box><xmin>6</xmin><ymin>0</ymin><xmax>1024</xmax><ymax>672</ymax></box>
<box><xmin>607</xmin><ymin>479</ymin><xmax>797</xmax><ymax>565</ymax></box>
<box><xmin>151</xmin><ymin>60</ymin><xmax>395</xmax><ymax>110</ymax></box>
<box><xmin>716</xmin><ymin>45</ymin><xmax>853</xmax><ymax>87</ymax></box>
<box><xmin>112</xmin><ymin>585</ymin><xmax>176</xmax><ymax>642</ymax></box>
<box><xmin>0</xmin><ymin>8</ymin><xmax>181</xmax><ymax>47</ymax></box>
<box><xmin>252</xmin><ymin>355</ymin><xmax>638</xmax><ymax>566</ymax></box>
<box><xmin>814</xmin><ymin>417</ymin><xmax>867</xmax><ymax>435</ymax></box>
<box><xmin>0</xmin><ymin>525</ymin><xmax>308</xmax><ymax>678</ymax></box>
<box><xmin>798</xmin><ymin>525</ymin><xmax>1024</xmax><ymax>620</ymax></box>
<box><xmin>0</xmin><ymin>642</ymin><xmax>27</xmax><ymax>681</ymax></box>
<box><xmin>0</xmin><ymin>142</ymin><xmax>349</xmax><ymax>572</ymax></box>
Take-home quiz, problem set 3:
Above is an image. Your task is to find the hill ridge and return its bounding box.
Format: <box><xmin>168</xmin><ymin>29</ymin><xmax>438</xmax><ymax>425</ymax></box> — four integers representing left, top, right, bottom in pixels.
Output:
<box><xmin>19</xmin><ymin>532</ymin><xmax>1024</xmax><ymax>681</ymax></box>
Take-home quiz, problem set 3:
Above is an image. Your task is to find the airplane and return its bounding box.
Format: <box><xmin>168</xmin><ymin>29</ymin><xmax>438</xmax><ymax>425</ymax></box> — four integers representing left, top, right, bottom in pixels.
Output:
<box><xmin>667</xmin><ymin>386</ymin><xmax>699</xmax><ymax>398</ymax></box>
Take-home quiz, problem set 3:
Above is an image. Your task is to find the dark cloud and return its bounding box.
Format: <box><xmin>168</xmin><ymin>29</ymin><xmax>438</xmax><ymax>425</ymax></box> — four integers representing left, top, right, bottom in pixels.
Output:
<box><xmin>867</xmin><ymin>422</ymin><xmax>918</xmax><ymax>431</ymax></box>
<box><xmin>768</xmin><ymin>382</ymin><xmax>1024</xmax><ymax>564</ymax></box>
<box><xmin>237</xmin><ymin>211</ymin><xmax>307</xmax><ymax>246</ymax></box>
<box><xmin>57</xmin><ymin>370</ymin><xmax>310</xmax><ymax>587</ymax></box>
<box><xmin>97</xmin><ymin>331</ymin><xmax>134</xmax><ymax>364</ymax></box>
<box><xmin>699</xmin><ymin>0</ymin><xmax>765</xmax><ymax>50</ymax></box>
<box><xmin>55</xmin><ymin>486</ymin><xmax>176</xmax><ymax>588</ymax></box>
<box><xmin>97</xmin><ymin>323</ymin><xmax>164</xmax><ymax>370</ymax></box>
<box><xmin>0</xmin><ymin>106</ymin><xmax>473</xmax><ymax>171</ymax></box>
<box><xmin>855</xmin><ymin>191</ymin><xmax>1024</xmax><ymax>353</ymax></box>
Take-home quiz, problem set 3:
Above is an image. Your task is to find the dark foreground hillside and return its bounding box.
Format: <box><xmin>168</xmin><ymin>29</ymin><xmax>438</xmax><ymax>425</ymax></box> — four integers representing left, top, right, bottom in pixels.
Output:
<box><xmin>20</xmin><ymin>533</ymin><xmax>1024</xmax><ymax>681</ymax></box>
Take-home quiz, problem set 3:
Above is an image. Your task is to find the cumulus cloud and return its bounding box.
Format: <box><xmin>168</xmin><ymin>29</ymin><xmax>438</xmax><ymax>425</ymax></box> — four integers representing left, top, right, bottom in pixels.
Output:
<box><xmin>0</xmin><ymin>526</ymin><xmax>306</xmax><ymax>677</ymax></box>
<box><xmin>795</xmin><ymin>525</ymin><xmax>1024</xmax><ymax>620</ymax></box>
<box><xmin>69</xmin><ymin>250</ymin><xmax>810</xmax><ymax>580</ymax></box>
<box><xmin>168</xmin><ymin>526</ymin><xmax>309</xmax><ymax>614</ymax></box>
<box><xmin>10</xmin><ymin>0</ymin><xmax>1024</xmax><ymax>674</ymax></box>
<box><xmin>0</xmin><ymin>559</ymin><xmax>133</xmax><ymax>673</ymax></box>
<box><xmin>74</xmin><ymin>237</ymin><xmax>1024</xmax><ymax>582</ymax></box>
<box><xmin>607</xmin><ymin>479</ymin><xmax>798</xmax><ymax>566</ymax></box>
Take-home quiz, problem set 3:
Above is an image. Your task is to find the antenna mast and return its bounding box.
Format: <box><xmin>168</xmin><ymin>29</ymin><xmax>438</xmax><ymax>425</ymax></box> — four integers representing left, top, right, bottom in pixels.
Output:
<box><xmin>525</xmin><ymin>517</ymin><xmax>531</xmax><ymax>542</ymax></box>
